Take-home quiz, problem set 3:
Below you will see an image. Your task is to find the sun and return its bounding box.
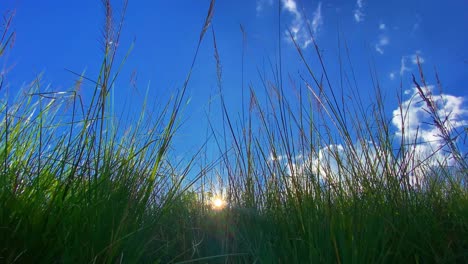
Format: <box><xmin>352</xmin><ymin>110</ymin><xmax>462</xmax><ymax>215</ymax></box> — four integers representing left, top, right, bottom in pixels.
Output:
<box><xmin>211</xmin><ymin>197</ymin><xmax>227</xmax><ymax>211</ymax></box>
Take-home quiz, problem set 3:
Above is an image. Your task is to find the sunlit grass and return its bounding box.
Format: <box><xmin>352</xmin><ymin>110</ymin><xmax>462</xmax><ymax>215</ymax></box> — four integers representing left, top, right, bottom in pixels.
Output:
<box><xmin>1</xmin><ymin>0</ymin><xmax>467</xmax><ymax>263</ymax></box>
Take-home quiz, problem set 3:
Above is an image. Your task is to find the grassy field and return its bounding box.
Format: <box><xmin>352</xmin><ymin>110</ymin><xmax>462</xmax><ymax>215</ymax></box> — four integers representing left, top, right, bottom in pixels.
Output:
<box><xmin>1</xmin><ymin>1</ymin><xmax>467</xmax><ymax>263</ymax></box>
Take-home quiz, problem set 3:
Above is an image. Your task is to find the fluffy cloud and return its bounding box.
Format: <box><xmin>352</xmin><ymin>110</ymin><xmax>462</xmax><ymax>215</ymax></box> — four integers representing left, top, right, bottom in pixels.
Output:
<box><xmin>392</xmin><ymin>85</ymin><xmax>468</xmax><ymax>166</ymax></box>
<box><xmin>269</xmin><ymin>85</ymin><xmax>467</xmax><ymax>191</ymax></box>
<box><xmin>283</xmin><ymin>0</ymin><xmax>300</xmax><ymax>17</ymax></box>
<box><xmin>273</xmin><ymin>85</ymin><xmax>467</xmax><ymax>189</ymax></box>
<box><xmin>271</xmin><ymin>139</ymin><xmax>395</xmax><ymax>194</ymax></box>
<box><xmin>354</xmin><ymin>0</ymin><xmax>365</xmax><ymax>22</ymax></box>
<box><xmin>269</xmin><ymin>145</ymin><xmax>346</xmax><ymax>187</ymax></box>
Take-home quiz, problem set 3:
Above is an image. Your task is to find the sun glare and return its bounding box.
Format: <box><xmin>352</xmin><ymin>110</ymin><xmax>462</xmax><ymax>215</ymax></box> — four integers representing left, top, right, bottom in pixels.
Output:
<box><xmin>211</xmin><ymin>197</ymin><xmax>226</xmax><ymax>211</ymax></box>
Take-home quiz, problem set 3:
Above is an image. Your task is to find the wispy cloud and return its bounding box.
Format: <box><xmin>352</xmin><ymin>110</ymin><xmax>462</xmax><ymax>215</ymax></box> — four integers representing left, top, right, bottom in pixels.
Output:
<box><xmin>256</xmin><ymin>0</ymin><xmax>273</xmax><ymax>13</ymax></box>
<box><xmin>282</xmin><ymin>0</ymin><xmax>323</xmax><ymax>49</ymax></box>
<box><xmin>412</xmin><ymin>14</ymin><xmax>422</xmax><ymax>32</ymax></box>
<box><xmin>400</xmin><ymin>57</ymin><xmax>411</xmax><ymax>76</ymax></box>
<box><xmin>375</xmin><ymin>22</ymin><xmax>389</xmax><ymax>54</ymax></box>
<box><xmin>399</xmin><ymin>51</ymin><xmax>425</xmax><ymax>76</ymax></box>
<box><xmin>354</xmin><ymin>0</ymin><xmax>365</xmax><ymax>22</ymax></box>
<box><xmin>375</xmin><ymin>35</ymin><xmax>389</xmax><ymax>54</ymax></box>
<box><xmin>311</xmin><ymin>2</ymin><xmax>323</xmax><ymax>36</ymax></box>
<box><xmin>410</xmin><ymin>53</ymin><xmax>425</xmax><ymax>64</ymax></box>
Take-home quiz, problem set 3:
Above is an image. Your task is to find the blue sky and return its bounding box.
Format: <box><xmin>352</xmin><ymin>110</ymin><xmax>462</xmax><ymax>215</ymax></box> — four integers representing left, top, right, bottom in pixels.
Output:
<box><xmin>1</xmin><ymin>0</ymin><xmax>467</xmax><ymax>167</ymax></box>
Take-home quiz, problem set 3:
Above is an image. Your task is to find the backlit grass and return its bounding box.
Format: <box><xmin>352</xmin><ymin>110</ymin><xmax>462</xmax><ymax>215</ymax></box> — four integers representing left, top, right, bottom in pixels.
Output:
<box><xmin>1</xmin><ymin>1</ymin><xmax>467</xmax><ymax>263</ymax></box>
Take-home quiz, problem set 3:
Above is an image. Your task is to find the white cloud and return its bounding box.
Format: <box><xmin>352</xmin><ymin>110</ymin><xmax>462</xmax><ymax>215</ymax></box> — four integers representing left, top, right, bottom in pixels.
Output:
<box><xmin>375</xmin><ymin>22</ymin><xmax>389</xmax><ymax>54</ymax></box>
<box><xmin>269</xmin><ymin>84</ymin><xmax>467</xmax><ymax>192</ymax></box>
<box><xmin>311</xmin><ymin>2</ymin><xmax>323</xmax><ymax>36</ymax></box>
<box><xmin>282</xmin><ymin>0</ymin><xmax>323</xmax><ymax>49</ymax></box>
<box><xmin>278</xmin><ymin>86</ymin><xmax>467</xmax><ymax>190</ymax></box>
<box><xmin>400</xmin><ymin>57</ymin><xmax>410</xmax><ymax>76</ymax></box>
<box><xmin>277</xmin><ymin>140</ymin><xmax>396</xmax><ymax>193</ymax></box>
<box><xmin>412</xmin><ymin>14</ymin><xmax>422</xmax><ymax>32</ymax></box>
<box><xmin>380</xmin><ymin>36</ymin><xmax>390</xmax><ymax>45</ymax></box>
<box><xmin>375</xmin><ymin>35</ymin><xmax>389</xmax><ymax>54</ymax></box>
<box><xmin>399</xmin><ymin>51</ymin><xmax>425</xmax><ymax>75</ymax></box>
<box><xmin>283</xmin><ymin>0</ymin><xmax>300</xmax><ymax>18</ymax></box>
<box><xmin>375</xmin><ymin>47</ymin><xmax>383</xmax><ymax>55</ymax></box>
<box><xmin>275</xmin><ymin>144</ymin><xmax>347</xmax><ymax>186</ymax></box>
<box><xmin>256</xmin><ymin>0</ymin><xmax>273</xmax><ymax>13</ymax></box>
<box><xmin>411</xmin><ymin>52</ymin><xmax>425</xmax><ymax>64</ymax></box>
<box><xmin>392</xmin><ymin>86</ymin><xmax>468</xmax><ymax>166</ymax></box>
<box><xmin>354</xmin><ymin>0</ymin><xmax>365</xmax><ymax>22</ymax></box>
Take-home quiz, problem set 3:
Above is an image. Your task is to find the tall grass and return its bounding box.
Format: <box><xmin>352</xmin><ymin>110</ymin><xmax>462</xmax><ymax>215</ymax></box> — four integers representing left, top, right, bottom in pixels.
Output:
<box><xmin>212</xmin><ymin>44</ymin><xmax>468</xmax><ymax>262</ymax></box>
<box><xmin>1</xmin><ymin>0</ymin><xmax>467</xmax><ymax>263</ymax></box>
<box><xmin>0</xmin><ymin>1</ymin><xmax>215</xmax><ymax>262</ymax></box>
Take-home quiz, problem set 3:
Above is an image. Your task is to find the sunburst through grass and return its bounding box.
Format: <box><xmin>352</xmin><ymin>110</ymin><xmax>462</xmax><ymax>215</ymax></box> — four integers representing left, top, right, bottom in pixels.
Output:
<box><xmin>211</xmin><ymin>196</ymin><xmax>227</xmax><ymax>211</ymax></box>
